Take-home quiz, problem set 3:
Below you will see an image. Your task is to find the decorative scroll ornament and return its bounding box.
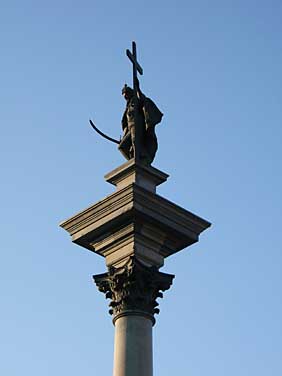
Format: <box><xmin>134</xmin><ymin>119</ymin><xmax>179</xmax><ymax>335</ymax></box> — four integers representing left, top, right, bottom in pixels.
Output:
<box><xmin>93</xmin><ymin>257</ymin><xmax>174</xmax><ymax>323</ymax></box>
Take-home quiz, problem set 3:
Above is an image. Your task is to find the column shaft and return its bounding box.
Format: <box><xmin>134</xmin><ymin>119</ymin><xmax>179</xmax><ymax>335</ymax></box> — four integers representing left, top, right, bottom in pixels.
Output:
<box><xmin>113</xmin><ymin>315</ymin><xmax>153</xmax><ymax>376</ymax></box>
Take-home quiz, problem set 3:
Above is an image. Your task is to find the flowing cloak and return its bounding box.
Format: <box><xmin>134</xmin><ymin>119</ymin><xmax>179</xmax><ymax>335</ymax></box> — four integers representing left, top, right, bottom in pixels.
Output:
<box><xmin>119</xmin><ymin>94</ymin><xmax>163</xmax><ymax>165</ymax></box>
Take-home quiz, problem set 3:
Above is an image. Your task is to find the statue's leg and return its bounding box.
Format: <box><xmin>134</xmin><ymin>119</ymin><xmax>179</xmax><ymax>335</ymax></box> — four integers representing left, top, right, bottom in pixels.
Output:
<box><xmin>118</xmin><ymin>133</ymin><xmax>132</xmax><ymax>160</ymax></box>
<box><xmin>130</xmin><ymin>126</ymin><xmax>136</xmax><ymax>159</ymax></box>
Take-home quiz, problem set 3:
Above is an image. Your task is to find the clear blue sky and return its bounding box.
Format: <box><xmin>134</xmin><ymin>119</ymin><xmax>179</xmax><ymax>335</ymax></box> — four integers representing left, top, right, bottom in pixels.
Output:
<box><xmin>1</xmin><ymin>1</ymin><xmax>281</xmax><ymax>375</ymax></box>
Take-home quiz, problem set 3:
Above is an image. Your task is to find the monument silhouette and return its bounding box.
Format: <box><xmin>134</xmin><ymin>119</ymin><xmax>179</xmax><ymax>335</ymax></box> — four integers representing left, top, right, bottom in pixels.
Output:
<box><xmin>60</xmin><ymin>41</ymin><xmax>211</xmax><ymax>376</ymax></box>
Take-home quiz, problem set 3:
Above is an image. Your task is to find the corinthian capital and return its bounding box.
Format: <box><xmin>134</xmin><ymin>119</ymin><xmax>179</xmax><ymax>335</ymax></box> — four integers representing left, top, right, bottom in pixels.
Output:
<box><xmin>93</xmin><ymin>257</ymin><xmax>174</xmax><ymax>323</ymax></box>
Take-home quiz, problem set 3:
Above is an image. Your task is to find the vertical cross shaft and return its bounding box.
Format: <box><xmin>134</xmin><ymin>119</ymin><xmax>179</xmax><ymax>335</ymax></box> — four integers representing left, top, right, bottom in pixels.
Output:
<box><xmin>126</xmin><ymin>41</ymin><xmax>143</xmax><ymax>94</ymax></box>
<box><xmin>126</xmin><ymin>41</ymin><xmax>143</xmax><ymax>162</ymax></box>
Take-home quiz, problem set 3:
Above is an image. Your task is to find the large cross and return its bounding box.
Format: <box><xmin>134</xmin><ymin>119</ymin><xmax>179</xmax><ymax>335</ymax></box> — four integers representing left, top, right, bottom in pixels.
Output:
<box><xmin>126</xmin><ymin>41</ymin><xmax>144</xmax><ymax>162</ymax></box>
<box><xmin>126</xmin><ymin>41</ymin><xmax>143</xmax><ymax>95</ymax></box>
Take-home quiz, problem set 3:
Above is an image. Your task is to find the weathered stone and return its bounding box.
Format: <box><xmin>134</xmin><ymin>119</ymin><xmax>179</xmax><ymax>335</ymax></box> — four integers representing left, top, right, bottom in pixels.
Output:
<box><xmin>60</xmin><ymin>161</ymin><xmax>211</xmax><ymax>268</ymax></box>
<box><xmin>94</xmin><ymin>257</ymin><xmax>174</xmax><ymax>324</ymax></box>
<box><xmin>105</xmin><ymin>159</ymin><xmax>168</xmax><ymax>193</ymax></box>
<box><xmin>113</xmin><ymin>315</ymin><xmax>153</xmax><ymax>376</ymax></box>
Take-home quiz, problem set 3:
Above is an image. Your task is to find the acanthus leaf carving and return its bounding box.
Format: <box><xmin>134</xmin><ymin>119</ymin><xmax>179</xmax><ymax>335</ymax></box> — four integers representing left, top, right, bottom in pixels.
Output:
<box><xmin>93</xmin><ymin>257</ymin><xmax>174</xmax><ymax>322</ymax></box>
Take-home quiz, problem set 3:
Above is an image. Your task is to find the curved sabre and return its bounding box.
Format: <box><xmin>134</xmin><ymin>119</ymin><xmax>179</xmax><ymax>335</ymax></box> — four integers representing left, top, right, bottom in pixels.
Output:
<box><xmin>89</xmin><ymin>119</ymin><xmax>120</xmax><ymax>145</ymax></box>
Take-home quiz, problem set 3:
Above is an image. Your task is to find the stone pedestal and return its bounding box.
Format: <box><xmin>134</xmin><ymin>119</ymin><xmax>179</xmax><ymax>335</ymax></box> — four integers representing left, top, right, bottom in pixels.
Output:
<box><xmin>60</xmin><ymin>159</ymin><xmax>211</xmax><ymax>376</ymax></box>
<box><xmin>60</xmin><ymin>159</ymin><xmax>211</xmax><ymax>268</ymax></box>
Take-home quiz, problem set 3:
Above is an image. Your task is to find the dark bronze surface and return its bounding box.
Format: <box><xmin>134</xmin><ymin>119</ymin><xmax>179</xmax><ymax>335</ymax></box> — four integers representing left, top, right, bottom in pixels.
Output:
<box><xmin>90</xmin><ymin>41</ymin><xmax>163</xmax><ymax>166</ymax></box>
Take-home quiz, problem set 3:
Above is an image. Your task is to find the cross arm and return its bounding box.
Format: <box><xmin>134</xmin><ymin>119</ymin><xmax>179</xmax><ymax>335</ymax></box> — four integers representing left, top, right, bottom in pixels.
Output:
<box><xmin>126</xmin><ymin>49</ymin><xmax>143</xmax><ymax>75</ymax></box>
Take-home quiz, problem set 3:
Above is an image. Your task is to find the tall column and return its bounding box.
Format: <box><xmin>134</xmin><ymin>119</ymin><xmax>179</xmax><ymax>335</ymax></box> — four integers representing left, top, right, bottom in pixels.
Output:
<box><xmin>94</xmin><ymin>257</ymin><xmax>174</xmax><ymax>376</ymax></box>
<box><xmin>60</xmin><ymin>160</ymin><xmax>211</xmax><ymax>376</ymax></box>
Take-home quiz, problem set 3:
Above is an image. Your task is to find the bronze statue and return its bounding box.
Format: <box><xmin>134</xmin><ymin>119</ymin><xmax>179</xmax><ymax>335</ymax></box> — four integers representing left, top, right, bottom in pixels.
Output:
<box><xmin>90</xmin><ymin>42</ymin><xmax>163</xmax><ymax>166</ymax></box>
<box><xmin>119</xmin><ymin>78</ymin><xmax>162</xmax><ymax>165</ymax></box>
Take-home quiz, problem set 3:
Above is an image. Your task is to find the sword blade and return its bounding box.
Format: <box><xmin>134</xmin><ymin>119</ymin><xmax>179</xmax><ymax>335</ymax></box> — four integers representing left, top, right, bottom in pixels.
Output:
<box><xmin>89</xmin><ymin>119</ymin><xmax>120</xmax><ymax>145</ymax></box>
